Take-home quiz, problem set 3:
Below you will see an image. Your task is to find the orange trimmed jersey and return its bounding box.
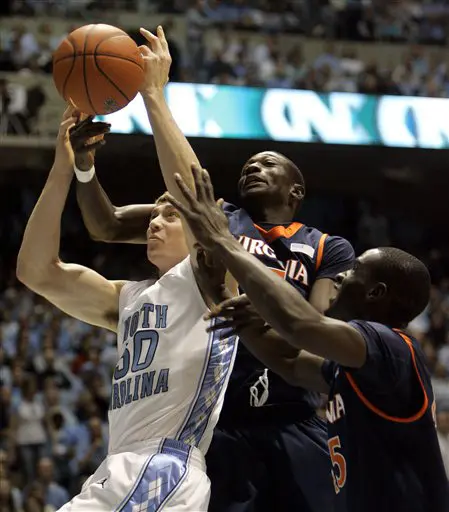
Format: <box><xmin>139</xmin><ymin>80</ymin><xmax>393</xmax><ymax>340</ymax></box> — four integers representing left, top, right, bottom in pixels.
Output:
<box><xmin>218</xmin><ymin>202</ymin><xmax>355</xmax><ymax>424</ymax></box>
<box><xmin>322</xmin><ymin>321</ymin><xmax>449</xmax><ymax>512</ymax></box>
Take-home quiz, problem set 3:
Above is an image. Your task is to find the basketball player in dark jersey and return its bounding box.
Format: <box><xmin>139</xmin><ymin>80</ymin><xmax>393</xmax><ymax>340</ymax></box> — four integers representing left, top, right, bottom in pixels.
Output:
<box><xmin>164</xmin><ymin>166</ymin><xmax>449</xmax><ymax>512</ymax></box>
<box><xmin>71</xmin><ymin>27</ymin><xmax>353</xmax><ymax>512</ymax></box>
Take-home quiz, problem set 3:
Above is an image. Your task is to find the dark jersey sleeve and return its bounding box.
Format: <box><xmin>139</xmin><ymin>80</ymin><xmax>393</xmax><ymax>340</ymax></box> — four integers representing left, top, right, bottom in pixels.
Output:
<box><xmin>317</xmin><ymin>236</ymin><xmax>355</xmax><ymax>280</ymax></box>
<box><xmin>345</xmin><ymin>321</ymin><xmax>427</xmax><ymax>417</ymax></box>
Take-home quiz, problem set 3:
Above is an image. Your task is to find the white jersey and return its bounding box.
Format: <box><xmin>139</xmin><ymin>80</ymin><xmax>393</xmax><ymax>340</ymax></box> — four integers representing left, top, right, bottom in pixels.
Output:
<box><xmin>108</xmin><ymin>256</ymin><xmax>238</xmax><ymax>456</ymax></box>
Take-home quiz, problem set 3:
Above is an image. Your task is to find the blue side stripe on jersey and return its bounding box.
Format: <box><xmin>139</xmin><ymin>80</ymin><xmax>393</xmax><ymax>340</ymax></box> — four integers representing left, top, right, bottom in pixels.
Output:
<box><xmin>174</xmin><ymin>322</ymin><xmax>214</xmax><ymax>440</ymax></box>
<box><xmin>177</xmin><ymin>318</ymin><xmax>238</xmax><ymax>447</ymax></box>
<box><xmin>115</xmin><ymin>454</ymin><xmax>155</xmax><ymax>512</ymax></box>
<box><xmin>117</xmin><ymin>439</ymin><xmax>191</xmax><ymax>512</ymax></box>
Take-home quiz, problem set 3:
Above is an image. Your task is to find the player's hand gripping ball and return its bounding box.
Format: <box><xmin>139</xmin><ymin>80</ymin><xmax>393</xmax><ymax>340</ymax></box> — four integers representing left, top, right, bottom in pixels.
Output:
<box><xmin>53</xmin><ymin>24</ymin><xmax>144</xmax><ymax>115</ymax></box>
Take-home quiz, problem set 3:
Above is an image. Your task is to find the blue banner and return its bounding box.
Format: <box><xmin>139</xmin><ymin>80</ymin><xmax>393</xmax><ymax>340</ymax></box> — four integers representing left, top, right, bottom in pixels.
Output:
<box><xmin>97</xmin><ymin>84</ymin><xmax>449</xmax><ymax>149</ymax></box>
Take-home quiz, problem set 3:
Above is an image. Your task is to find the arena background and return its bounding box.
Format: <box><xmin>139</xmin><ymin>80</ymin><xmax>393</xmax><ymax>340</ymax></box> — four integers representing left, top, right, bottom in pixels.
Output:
<box><xmin>1</xmin><ymin>1</ymin><xmax>449</xmax><ymax>510</ymax></box>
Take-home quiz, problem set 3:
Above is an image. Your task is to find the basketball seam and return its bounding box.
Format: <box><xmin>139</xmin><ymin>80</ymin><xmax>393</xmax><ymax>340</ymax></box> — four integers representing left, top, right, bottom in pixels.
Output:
<box><xmin>93</xmin><ymin>50</ymin><xmax>131</xmax><ymax>104</ymax></box>
<box><xmin>83</xmin><ymin>25</ymin><xmax>97</xmax><ymax>115</ymax></box>
<box><xmin>61</xmin><ymin>36</ymin><xmax>76</xmax><ymax>101</ymax></box>
<box><xmin>95</xmin><ymin>32</ymin><xmax>143</xmax><ymax>70</ymax></box>
<box><xmin>54</xmin><ymin>53</ymin><xmax>144</xmax><ymax>70</ymax></box>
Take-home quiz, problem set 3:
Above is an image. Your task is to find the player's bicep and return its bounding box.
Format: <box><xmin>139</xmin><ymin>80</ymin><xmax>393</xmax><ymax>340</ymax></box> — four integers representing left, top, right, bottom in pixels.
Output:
<box><xmin>36</xmin><ymin>262</ymin><xmax>125</xmax><ymax>331</ymax></box>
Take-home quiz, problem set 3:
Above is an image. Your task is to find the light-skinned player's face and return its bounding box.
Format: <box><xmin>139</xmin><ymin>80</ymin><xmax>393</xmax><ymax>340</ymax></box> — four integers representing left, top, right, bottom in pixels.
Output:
<box><xmin>146</xmin><ymin>201</ymin><xmax>189</xmax><ymax>275</ymax></box>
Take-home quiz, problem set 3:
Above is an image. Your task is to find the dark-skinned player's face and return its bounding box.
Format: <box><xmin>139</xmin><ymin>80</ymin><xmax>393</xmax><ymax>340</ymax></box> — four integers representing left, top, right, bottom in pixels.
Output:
<box><xmin>327</xmin><ymin>249</ymin><xmax>385</xmax><ymax>321</ymax></box>
<box><xmin>238</xmin><ymin>151</ymin><xmax>299</xmax><ymax>204</ymax></box>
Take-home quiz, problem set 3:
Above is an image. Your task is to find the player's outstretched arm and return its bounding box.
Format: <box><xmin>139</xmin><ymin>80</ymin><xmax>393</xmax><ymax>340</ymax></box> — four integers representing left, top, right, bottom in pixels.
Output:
<box><xmin>207</xmin><ymin>294</ymin><xmax>329</xmax><ymax>392</ymax></box>
<box><xmin>138</xmin><ymin>26</ymin><xmax>202</xmax><ymax>258</ymax></box>
<box><xmin>166</xmin><ymin>167</ymin><xmax>367</xmax><ymax>369</ymax></box>
<box><xmin>16</xmin><ymin>107</ymin><xmax>126</xmax><ymax>332</ymax></box>
<box><xmin>71</xmin><ymin>116</ymin><xmax>153</xmax><ymax>244</ymax></box>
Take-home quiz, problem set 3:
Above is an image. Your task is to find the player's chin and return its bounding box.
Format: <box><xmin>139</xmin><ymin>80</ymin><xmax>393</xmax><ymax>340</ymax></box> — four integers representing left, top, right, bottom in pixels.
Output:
<box><xmin>146</xmin><ymin>246</ymin><xmax>160</xmax><ymax>265</ymax></box>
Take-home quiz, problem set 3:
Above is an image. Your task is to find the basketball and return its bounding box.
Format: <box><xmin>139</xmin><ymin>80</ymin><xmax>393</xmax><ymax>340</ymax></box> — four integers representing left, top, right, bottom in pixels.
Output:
<box><xmin>53</xmin><ymin>24</ymin><xmax>144</xmax><ymax>116</ymax></box>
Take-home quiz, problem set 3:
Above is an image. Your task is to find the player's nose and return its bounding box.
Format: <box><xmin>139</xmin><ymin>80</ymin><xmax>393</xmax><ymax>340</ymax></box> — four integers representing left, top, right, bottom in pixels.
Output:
<box><xmin>244</xmin><ymin>163</ymin><xmax>262</xmax><ymax>176</ymax></box>
<box><xmin>148</xmin><ymin>218</ymin><xmax>162</xmax><ymax>235</ymax></box>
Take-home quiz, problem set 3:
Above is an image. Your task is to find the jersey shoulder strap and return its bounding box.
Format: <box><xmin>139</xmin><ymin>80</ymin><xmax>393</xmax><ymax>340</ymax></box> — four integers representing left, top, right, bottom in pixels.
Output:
<box><xmin>315</xmin><ymin>233</ymin><xmax>329</xmax><ymax>270</ymax></box>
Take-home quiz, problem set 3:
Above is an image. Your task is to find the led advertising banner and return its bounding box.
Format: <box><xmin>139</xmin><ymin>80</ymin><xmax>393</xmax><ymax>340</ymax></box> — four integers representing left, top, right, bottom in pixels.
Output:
<box><xmin>98</xmin><ymin>83</ymin><xmax>449</xmax><ymax>149</ymax></box>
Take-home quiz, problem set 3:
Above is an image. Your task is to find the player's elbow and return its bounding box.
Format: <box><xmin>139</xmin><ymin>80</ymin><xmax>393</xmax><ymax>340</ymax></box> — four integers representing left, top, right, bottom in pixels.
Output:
<box><xmin>16</xmin><ymin>261</ymin><xmax>41</xmax><ymax>290</ymax></box>
<box><xmin>16</xmin><ymin>257</ymin><xmax>56</xmax><ymax>293</ymax></box>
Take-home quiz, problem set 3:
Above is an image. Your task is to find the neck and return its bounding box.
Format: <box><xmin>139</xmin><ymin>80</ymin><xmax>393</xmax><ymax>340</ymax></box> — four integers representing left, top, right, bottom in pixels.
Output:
<box><xmin>243</xmin><ymin>201</ymin><xmax>294</xmax><ymax>224</ymax></box>
<box><xmin>157</xmin><ymin>256</ymin><xmax>187</xmax><ymax>277</ymax></box>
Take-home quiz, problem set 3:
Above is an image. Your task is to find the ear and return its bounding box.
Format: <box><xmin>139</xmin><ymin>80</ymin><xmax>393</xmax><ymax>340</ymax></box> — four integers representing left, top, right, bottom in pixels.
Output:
<box><xmin>367</xmin><ymin>282</ymin><xmax>387</xmax><ymax>302</ymax></box>
<box><xmin>289</xmin><ymin>183</ymin><xmax>305</xmax><ymax>205</ymax></box>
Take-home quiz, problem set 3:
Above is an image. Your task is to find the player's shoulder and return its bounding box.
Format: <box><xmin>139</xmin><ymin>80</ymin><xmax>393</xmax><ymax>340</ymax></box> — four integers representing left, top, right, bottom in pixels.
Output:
<box><xmin>348</xmin><ymin>320</ymin><xmax>400</xmax><ymax>343</ymax></box>
<box><xmin>348</xmin><ymin>320</ymin><xmax>421</xmax><ymax>357</ymax></box>
<box><xmin>295</xmin><ymin>224</ymin><xmax>351</xmax><ymax>247</ymax></box>
<box><xmin>119</xmin><ymin>279</ymin><xmax>155</xmax><ymax>309</ymax></box>
<box><xmin>292</xmin><ymin>224</ymin><xmax>354</xmax><ymax>260</ymax></box>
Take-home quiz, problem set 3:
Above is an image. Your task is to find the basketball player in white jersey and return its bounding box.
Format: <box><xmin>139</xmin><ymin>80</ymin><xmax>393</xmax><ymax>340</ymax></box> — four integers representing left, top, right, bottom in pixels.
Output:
<box><xmin>16</xmin><ymin>102</ymin><xmax>238</xmax><ymax>511</ymax></box>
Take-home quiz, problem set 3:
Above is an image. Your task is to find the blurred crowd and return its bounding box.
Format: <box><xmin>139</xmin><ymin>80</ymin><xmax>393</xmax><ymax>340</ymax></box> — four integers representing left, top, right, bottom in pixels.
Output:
<box><xmin>0</xmin><ymin>1</ymin><xmax>448</xmax><ymax>114</ymax></box>
<box><xmin>7</xmin><ymin>0</ymin><xmax>449</xmax><ymax>45</ymax></box>
<box><xmin>195</xmin><ymin>36</ymin><xmax>448</xmax><ymax>96</ymax></box>
<box><xmin>0</xmin><ymin>182</ymin><xmax>448</xmax><ymax>510</ymax></box>
<box><xmin>1</xmin><ymin>1</ymin><xmax>449</xmax><ymax>508</ymax></box>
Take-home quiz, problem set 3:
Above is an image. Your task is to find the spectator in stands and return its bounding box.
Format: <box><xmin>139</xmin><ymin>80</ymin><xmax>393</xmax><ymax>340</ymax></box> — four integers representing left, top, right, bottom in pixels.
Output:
<box><xmin>31</xmin><ymin>343</ymin><xmax>77</xmax><ymax>393</ymax></box>
<box><xmin>208</xmin><ymin>49</ymin><xmax>237</xmax><ymax>84</ymax></box>
<box><xmin>47</xmin><ymin>412</ymin><xmax>78</xmax><ymax>486</ymax></box>
<box><xmin>11</xmin><ymin>374</ymin><xmax>47</xmax><ymax>482</ymax></box>
<box><xmin>23</xmin><ymin>481</ymin><xmax>46</xmax><ymax>512</ymax></box>
<box><xmin>186</xmin><ymin>0</ymin><xmax>210</xmax><ymax>76</ymax></box>
<box><xmin>29</xmin><ymin>457</ymin><xmax>70</xmax><ymax>510</ymax></box>
<box><xmin>0</xmin><ymin>476</ymin><xmax>22</xmax><ymax>512</ymax></box>
<box><xmin>0</xmin><ymin>387</ymin><xmax>12</xmax><ymax>450</ymax></box>
<box><xmin>74</xmin><ymin>416</ymin><xmax>108</xmax><ymax>485</ymax></box>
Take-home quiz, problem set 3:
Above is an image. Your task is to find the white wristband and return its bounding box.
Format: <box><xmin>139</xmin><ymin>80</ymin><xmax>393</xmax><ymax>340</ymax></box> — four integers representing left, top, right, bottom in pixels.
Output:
<box><xmin>74</xmin><ymin>165</ymin><xmax>95</xmax><ymax>183</ymax></box>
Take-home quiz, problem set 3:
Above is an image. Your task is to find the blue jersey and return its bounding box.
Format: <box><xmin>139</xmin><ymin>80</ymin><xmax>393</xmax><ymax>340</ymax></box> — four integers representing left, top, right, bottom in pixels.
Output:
<box><xmin>322</xmin><ymin>321</ymin><xmax>449</xmax><ymax>512</ymax></box>
<box><xmin>219</xmin><ymin>202</ymin><xmax>355</xmax><ymax>425</ymax></box>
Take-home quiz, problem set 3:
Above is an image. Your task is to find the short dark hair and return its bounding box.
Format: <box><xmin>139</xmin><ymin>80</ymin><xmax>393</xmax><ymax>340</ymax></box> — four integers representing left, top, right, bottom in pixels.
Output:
<box><xmin>276</xmin><ymin>152</ymin><xmax>305</xmax><ymax>192</ymax></box>
<box><xmin>373</xmin><ymin>248</ymin><xmax>430</xmax><ymax>325</ymax></box>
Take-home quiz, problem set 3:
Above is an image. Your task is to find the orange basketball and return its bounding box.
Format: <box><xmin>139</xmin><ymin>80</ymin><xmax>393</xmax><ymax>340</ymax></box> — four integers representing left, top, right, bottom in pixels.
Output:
<box><xmin>53</xmin><ymin>24</ymin><xmax>144</xmax><ymax>116</ymax></box>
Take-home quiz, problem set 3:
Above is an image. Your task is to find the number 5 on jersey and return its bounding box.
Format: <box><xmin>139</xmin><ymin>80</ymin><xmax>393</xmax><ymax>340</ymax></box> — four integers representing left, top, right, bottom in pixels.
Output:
<box><xmin>328</xmin><ymin>436</ymin><xmax>347</xmax><ymax>494</ymax></box>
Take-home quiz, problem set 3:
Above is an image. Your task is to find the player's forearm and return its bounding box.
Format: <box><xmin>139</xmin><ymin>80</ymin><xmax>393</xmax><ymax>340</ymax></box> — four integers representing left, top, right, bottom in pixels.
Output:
<box><xmin>215</xmin><ymin>237</ymin><xmax>323</xmax><ymax>346</ymax></box>
<box><xmin>17</xmin><ymin>165</ymin><xmax>72</xmax><ymax>284</ymax></box>
<box><xmin>76</xmin><ymin>176</ymin><xmax>153</xmax><ymax>244</ymax></box>
<box><xmin>76</xmin><ymin>175</ymin><xmax>120</xmax><ymax>241</ymax></box>
<box><xmin>215</xmin><ymin>237</ymin><xmax>365</xmax><ymax>367</ymax></box>
<box><xmin>76</xmin><ymin>175</ymin><xmax>150</xmax><ymax>243</ymax></box>
<box><xmin>238</xmin><ymin>326</ymin><xmax>300</xmax><ymax>384</ymax></box>
<box><xmin>142</xmin><ymin>90</ymin><xmax>199</xmax><ymax>198</ymax></box>
<box><xmin>239</xmin><ymin>326</ymin><xmax>329</xmax><ymax>393</ymax></box>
